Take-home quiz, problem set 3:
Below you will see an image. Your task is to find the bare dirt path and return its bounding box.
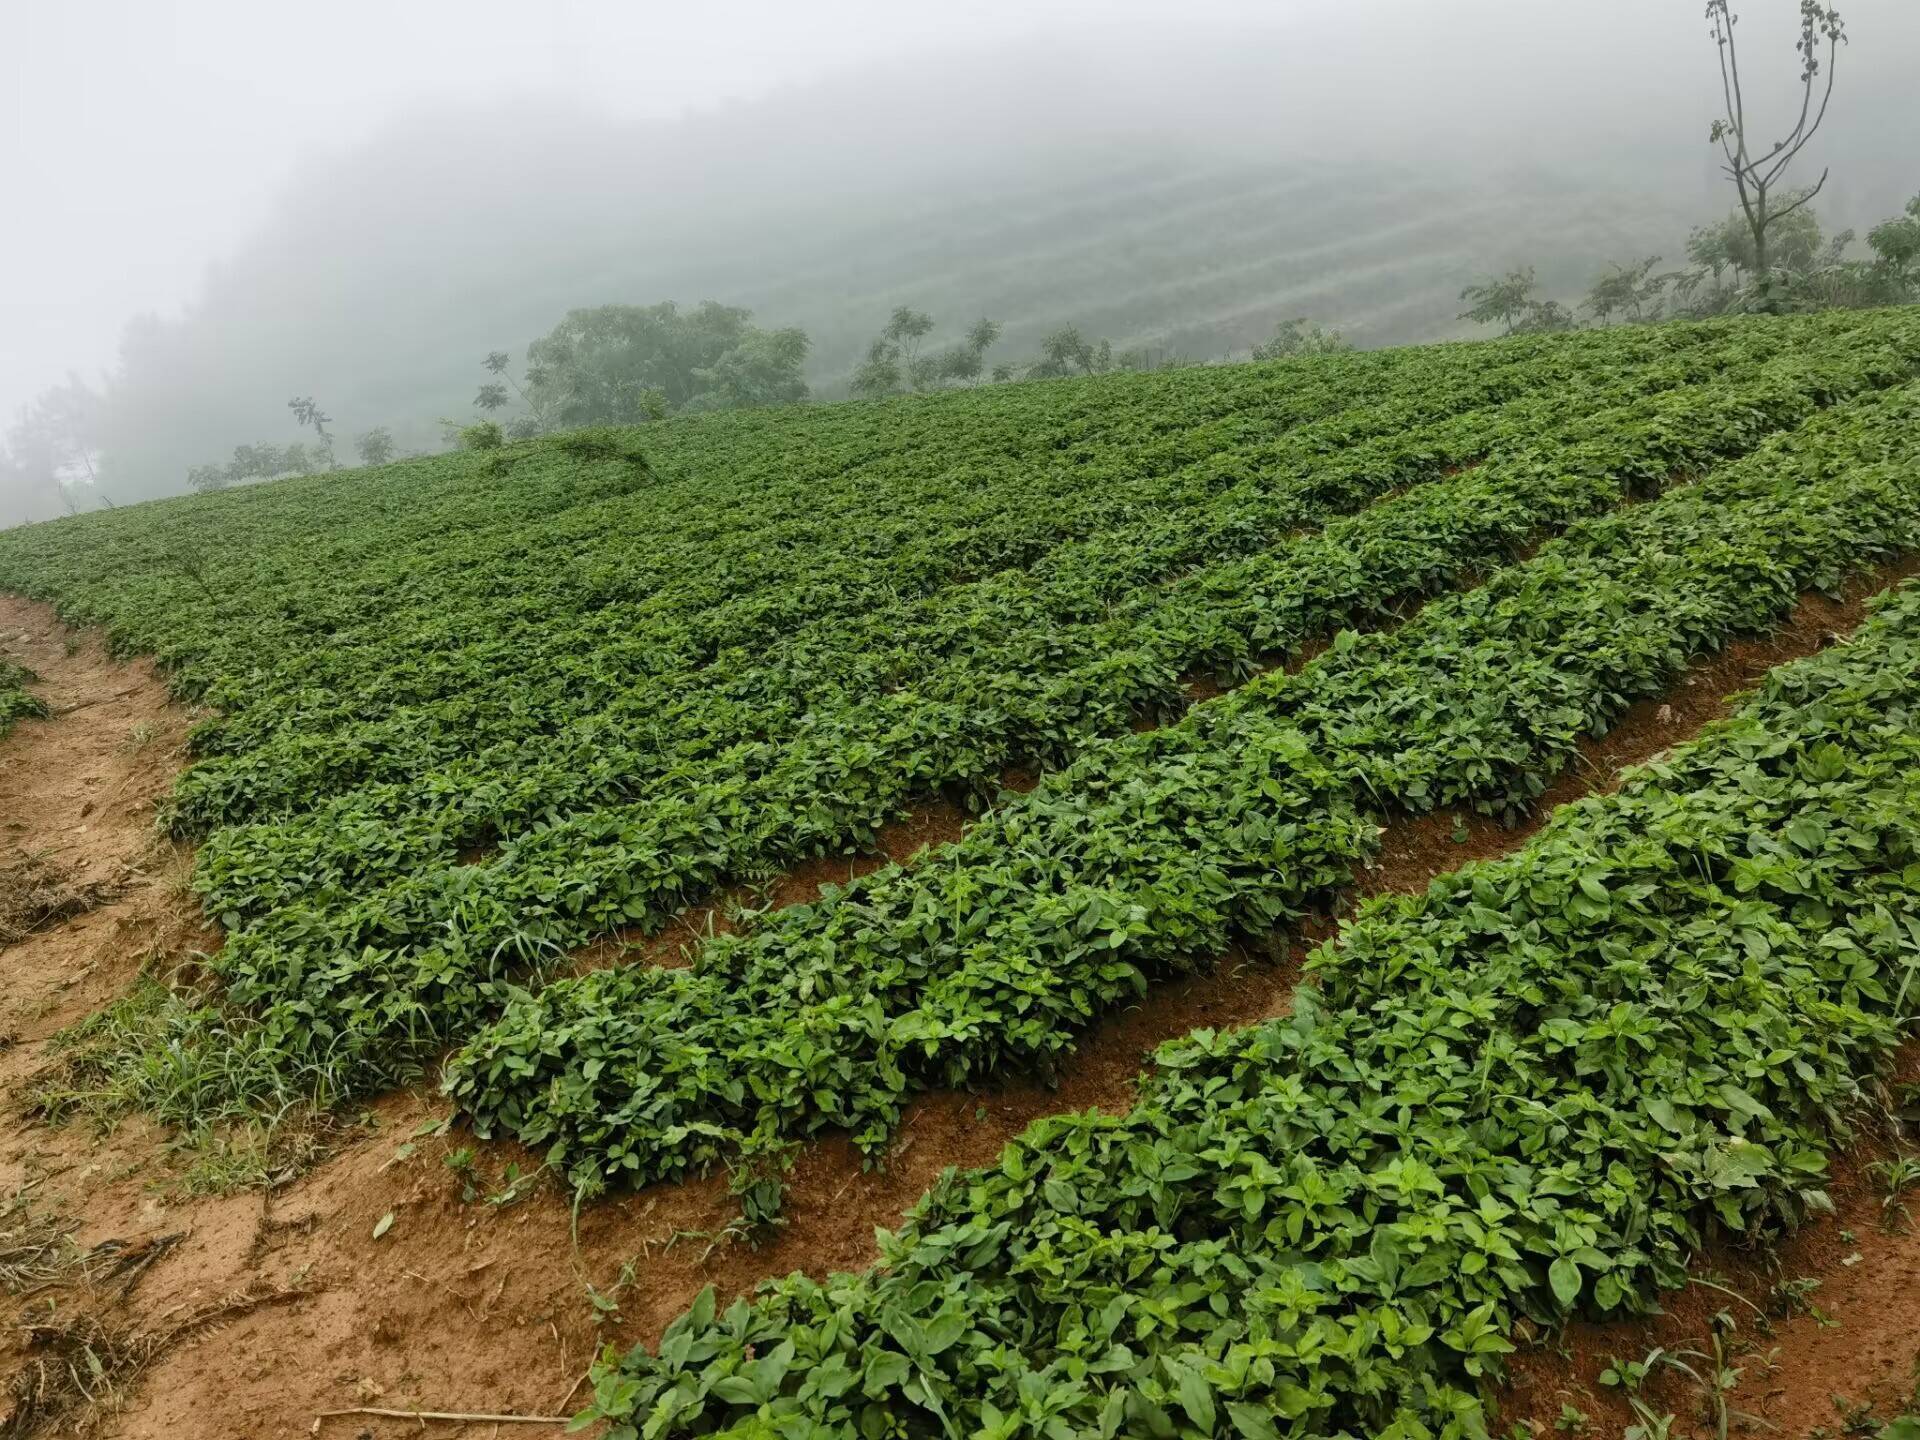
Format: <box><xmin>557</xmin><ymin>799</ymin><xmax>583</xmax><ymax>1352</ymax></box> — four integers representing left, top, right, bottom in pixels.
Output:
<box><xmin>0</xmin><ymin>594</ymin><xmax>201</xmax><ymax>1043</ymax></box>
<box><xmin>1</xmin><ymin>574</ymin><xmax>1917</xmax><ymax>1438</ymax></box>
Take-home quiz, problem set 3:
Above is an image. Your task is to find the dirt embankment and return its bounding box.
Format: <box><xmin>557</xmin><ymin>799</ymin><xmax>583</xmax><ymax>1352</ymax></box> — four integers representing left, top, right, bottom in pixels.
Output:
<box><xmin>0</xmin><ymin>596</ymin><xmax>204</xmax><ymax>1040</ymax></box>
<box><xmin>1</xmin><ymin>574</ymin><xmax>1918</xmax><ymax>1439</ymax></box>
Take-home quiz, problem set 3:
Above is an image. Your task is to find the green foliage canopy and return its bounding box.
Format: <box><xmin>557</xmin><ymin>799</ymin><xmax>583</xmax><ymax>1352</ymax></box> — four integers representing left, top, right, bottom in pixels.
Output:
<box><xmin>1251</xmin><ymin>318</ymin><xmax>1352</xmax><ymax>359</ymax></box>
<box><xmin>524</xmin><ymin>301</ymin><xmax>810</xmax><ymax>425</ymax></box>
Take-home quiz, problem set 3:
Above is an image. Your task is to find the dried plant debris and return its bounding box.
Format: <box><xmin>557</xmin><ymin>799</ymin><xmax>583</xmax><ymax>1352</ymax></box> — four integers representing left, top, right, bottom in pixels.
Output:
<box><xmin>3</xmin><ymin>1284</ymin><xmax>312</xmax><ymax>1438</ymax></box>
<box><xmin>0</xmin><ymin>1186</ymin><xmax>77</xmax><ymax>1297</ymax></box>
<box><xmin>0</xmin><ymin>851</ymin><xmax>108</xmax><ymax>947</ymax></box>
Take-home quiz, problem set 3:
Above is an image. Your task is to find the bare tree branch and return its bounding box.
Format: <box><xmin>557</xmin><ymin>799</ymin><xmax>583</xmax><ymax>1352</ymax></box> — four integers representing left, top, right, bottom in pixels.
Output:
<box><xmin>1725</xmin><ymin>6</ymin><xmax>1747</xmax><ymax>155</ymax></box>
<box><xmin>1759</xmin><ymin>27</ymin><xmax>1841</xmax><ymax>190</ymax></box>
<box><xmin>1768</xmin><ymin>169</ymin><xmax>1831</xmax><ymax>227</ymax></box>
<box><xmin>1708</xmin><ymin>3</ymin><xmax>1761</xmax><ymax>238</ymax></box>
<box><xmin>1704</xmin><ymin>0</ymin><xmax>1846</xmax><ymax>285</ymax></box>
<box><xmin>1760</xmin><ymin>8</ymin><xmax>1824</xmax><ymax>168</ymax></box>
<box><xmin>1713</xmin><ymin>7</ymin><xmax>1741</xmax><ymax>138</ymax></box>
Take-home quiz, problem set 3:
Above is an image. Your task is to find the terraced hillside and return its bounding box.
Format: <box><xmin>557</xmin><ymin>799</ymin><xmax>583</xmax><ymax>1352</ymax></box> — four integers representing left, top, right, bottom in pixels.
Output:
<box><xmin>5</xmin><ymin>309</ymin><xmax>1920</xmax><ymax>1435</ymax></box>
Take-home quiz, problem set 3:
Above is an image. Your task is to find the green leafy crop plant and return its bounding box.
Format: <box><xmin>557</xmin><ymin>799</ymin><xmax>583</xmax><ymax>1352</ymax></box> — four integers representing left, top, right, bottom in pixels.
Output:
<box><xmin>170</xmin><ymin>321</ymin><xmax>1920</xmax><ymax>1103</ymax></box>
<box><xmin>574</xmin><ymin>575</ymin><xmax>1920</xmax><ymax>1439</ymax></box>
<box><xmin>448</xmin><ymin>371</ymin><xmax>1920</xmax><ymax>1196</ymax></box>
<box><xmin>3</xmin><ymin>310</ymin><xmax>1918</xmax><ymax>1129</ymax></box>
<box><xmin>0</xmin><ymin>659</ymin><xmax>48</xmax><ymax>738</ymax></box>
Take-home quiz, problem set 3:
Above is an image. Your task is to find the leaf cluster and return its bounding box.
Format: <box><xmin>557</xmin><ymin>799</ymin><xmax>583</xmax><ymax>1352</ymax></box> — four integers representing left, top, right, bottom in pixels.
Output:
<box><xmin>0</xmin><ymin>659</ymin><xmax>47</xmax><ymax>738</ymax></box>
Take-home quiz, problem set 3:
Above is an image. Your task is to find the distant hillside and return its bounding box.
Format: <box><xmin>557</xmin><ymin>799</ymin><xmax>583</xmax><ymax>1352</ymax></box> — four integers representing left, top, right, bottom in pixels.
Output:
<box><xmin>71</xmin><ymin>15</ymin><xmax>1920</xmax><ymax>506</ymax></box>
<box><xmin>81</xmin><ymin>146</ymin><xmax>1691</xmax><ymax>506</ymax></box>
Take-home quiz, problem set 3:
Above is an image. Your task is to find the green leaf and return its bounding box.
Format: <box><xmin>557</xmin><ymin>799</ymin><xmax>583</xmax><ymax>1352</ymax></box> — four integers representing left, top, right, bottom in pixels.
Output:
<box><xmin>1227</xmin><ymin>1402</ymin><xmax>1281</xmax><ymax>1439</ymax></box>
<box><xmin>1548</xmin><ymin>1257</ymin><xmax>1582</xmax><ymax>1308</ymax></box>
<box><xmin>862</xmin><ymin>1351</ymin><xmax>910</xmax><ymax>1394</ymax></box>
<box><xmin>710</xmin><ymin>1376</ymin><xmax>762</xmax><ymax>1405</ymax></box>
<box><xmin>687</xmin><ymin>1287</ymin><xmax>716</xmax><ymax>1332</ymax></box>
<box><xmin>1174</xmin><ymin>1363</ymin><xmax>1216</xmax><ymax>1434</ymax></box>
<box><xmin>922</xmin><ymin>1305</ymin><xmax>967</xmax><ymax>1356</ymax></box>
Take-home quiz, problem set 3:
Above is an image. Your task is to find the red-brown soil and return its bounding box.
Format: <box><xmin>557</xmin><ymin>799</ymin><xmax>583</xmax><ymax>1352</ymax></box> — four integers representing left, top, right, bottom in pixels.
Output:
<box><xmin>1</xmin><ymin>567</ymin><xmax>1917</xmax><ymax>1439</ymax></box>
<box><xmin>0</xmin><ymin>598</ymin><xmax>206</xmax><ymax>1043</ymax></box>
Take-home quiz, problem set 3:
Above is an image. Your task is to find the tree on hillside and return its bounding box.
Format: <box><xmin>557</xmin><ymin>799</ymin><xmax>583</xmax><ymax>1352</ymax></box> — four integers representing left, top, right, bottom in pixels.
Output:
<box><xmin>3</xmin><ymin>377</ymin><xmax>102</xmax><ymax>518</ymax></box>
<box><xmin>1690</xmin><ymin>204</ymin><xmax>1830</xmax><ymax>282</ymax></box>
<box><xmin>1042</xmin><ymin>325</ymin><xmax>1105</xmax><ymax>376</ymax></box>
<box><xmin>849</xmin><ymin>338</ymin><xmax>903</xmax><ymax>399</ymax></box>
<box><xmin>185</xmin><ymin>440</ymin><xmax>317</xmax><ymax>493</ymax></box>
<box><xmin>851</xmin><ymin>310</ymin><xmax>1001</xmax><ymax>397</ymax></box>
<box><xmin>1867</xmin><ymin>194</ymin><xmax>1920</xmax><ymax>282</ymax></box>
<box><xmin>690</xmin><ymin>327</ymin><xmax>813</xmax><ymax>411</ymax></box>
<box><xmin>1458</xmin><ymin>268</ymin><xmax>1576</xmax><ymax>335</ymax></box>
<box><xmin>1680</xmin><ymin>214</ymin><xmax>1747</xmax><ymax>295</ymax></box>
<box><xmin>354</xmin><ymin>427</ymin><xmax>397</xmax><ymax>466</ymax></box>
<box><xmin>850</xmin><ymin>307</ymin><xmax>932</xmax><ymax>397</ymax></box>
<box><xmin>886</xmin><ymin>307</ymin><xmax>936</xmax><ymax>388</ymax></box>
<box><xmin>1703</xmin><ymin>0</ymin><xmax>1847</xmax><ymax>309</ymax></box>
<box><xmin>523</xmin><ymin>302</ymin><xmax>808</xmax><ymax>426</ymax></box>
<box><xmin>474</xmin><ymin>350</ymin><xmax>555</xmax><ymax>438</ymax></box>
<box><xmin>936</xmin><ymin>319</ymin><xmax>1003</xmax><ymax>386</ymax></box>
<box><xmin>1251</xmin><ymin>318</ymin><xmax>1353</xmax><ymax>359</ymax></box>
<box><xmin>1025</xmin><ymin>325</ymin><xmax>1120</xmax><ymax>378</ymax></box>
<box><xmin>1582</xmin><ymin>256</ymin><xmax>1675</xmax><ymax>325</ymax></box>
<box><xmin>287</xmin><ymin>396</ymin><xmax>337</xmax><ymax>468</ymax></box>
<box><xmin>987</xmin><ymin>326</ymin><xmax>1182</xmax><ymax>382</ymax></box>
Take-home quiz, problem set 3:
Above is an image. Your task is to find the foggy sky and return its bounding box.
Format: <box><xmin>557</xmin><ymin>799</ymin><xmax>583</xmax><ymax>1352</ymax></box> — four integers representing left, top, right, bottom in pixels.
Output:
<box><xmin>4</xmin><ymin>0</ymin><xmax>1917</xmax><ymax>429</ymax></box>
<box><xmin>0</xmin><ymin>0</ymin><xmax>1270</xmax><ymax>423</ymax></box>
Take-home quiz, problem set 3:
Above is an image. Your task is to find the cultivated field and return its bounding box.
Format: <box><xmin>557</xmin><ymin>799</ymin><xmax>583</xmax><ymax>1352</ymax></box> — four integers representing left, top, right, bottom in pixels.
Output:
<box><xmin>4</xmin><ymin>309</ymin><xmax>1920</xmax><ymax>1436</ymax></box>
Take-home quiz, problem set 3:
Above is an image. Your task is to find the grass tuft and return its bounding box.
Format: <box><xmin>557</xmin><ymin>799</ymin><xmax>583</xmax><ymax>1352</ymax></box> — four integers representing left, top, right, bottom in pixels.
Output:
<box><xmin>37</xmin><ymin>976</ymin><xmax>346</xmax><ymax>1195</ymax></box>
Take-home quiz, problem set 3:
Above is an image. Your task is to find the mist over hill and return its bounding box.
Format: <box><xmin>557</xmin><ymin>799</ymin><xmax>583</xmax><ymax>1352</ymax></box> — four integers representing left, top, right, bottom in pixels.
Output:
<box><xmin>13</xmin><ymin>5</ymin><xmax>1920</xmax><ymax>515</ymax></box>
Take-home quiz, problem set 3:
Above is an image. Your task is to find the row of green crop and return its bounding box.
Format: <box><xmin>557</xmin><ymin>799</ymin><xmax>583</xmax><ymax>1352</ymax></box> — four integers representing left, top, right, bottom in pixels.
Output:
<box><xmin>0</xmin><ymin>660</ymin><xmax>47</xmax><ymax>738</ymax></box>
<box><xmin>168</xmin><ymin>333</ymin><xmax>1920</xmax><ymax>1110</ymax></box>
<box><xmin>189</xmin><ymin>323</ymin><xmax>1908</xmax><ymax>924</ymax></box>
<box><xmin>167</xmin><ymin>322</ymin><xmax>1742</xmax><ymax>824</ymax></box>
<box><xmin>446</xmin><ymin>375</ymin><xmax>1920</xmax><ymax>1200</ymax></box>
<box><xmin>216</xmin><ymin>330</ymin><xmax>1701</xmax><ymax>746</ymax></box>
<box><xmin>47</xmin><ymin>338</ymin><xmax>1451</xmax><ymax>743</ymax></box>
<box><xmin>578</xmin><ymin>575</ymin><xmax>1920</xmax><ymax>1440</ymax></box>
<box><xmin>179</xmin><ymin>325</ymin><xmax>1755</xmax><ymax>904</ymax></box>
